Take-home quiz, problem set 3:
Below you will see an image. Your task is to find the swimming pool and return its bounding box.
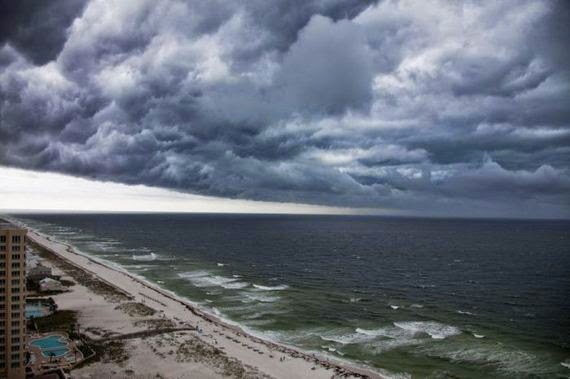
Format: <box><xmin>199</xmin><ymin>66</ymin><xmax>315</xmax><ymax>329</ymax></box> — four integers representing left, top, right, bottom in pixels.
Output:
<box><xmin>30</xmin><ymin>335</ymin><xmax>70</xmax><ymax>358</ymax></box>
<box><xmin>26</xmin><ymin>303</ymin><xmax>52</xmax><ymax>319</ymax></box>
<box><xmin>26</xmin><ymin>305</ymin><xmax>47</xmax><ymax>319</ymax></box>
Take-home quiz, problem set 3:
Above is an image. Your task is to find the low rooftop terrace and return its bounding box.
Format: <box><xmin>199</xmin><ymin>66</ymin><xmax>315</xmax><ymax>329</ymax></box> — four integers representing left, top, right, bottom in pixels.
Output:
<box><xmin>0</xmin><ymin>218</ymin><xmax>25</xmax><ymax>231</ymax></box>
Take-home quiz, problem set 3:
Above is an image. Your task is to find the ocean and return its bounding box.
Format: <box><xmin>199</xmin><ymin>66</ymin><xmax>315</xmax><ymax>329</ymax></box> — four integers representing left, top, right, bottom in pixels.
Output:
<box><xmin>12</xmin><ymin>213</ymin><xmax>570</xmax><ymax>378</ymax></box>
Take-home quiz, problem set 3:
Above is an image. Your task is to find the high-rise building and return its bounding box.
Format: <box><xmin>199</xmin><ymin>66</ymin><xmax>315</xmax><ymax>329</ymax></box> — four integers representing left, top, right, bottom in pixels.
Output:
<box><xmin>0</xmin><ymin>221</ymin><xmax>27</xmax><ymax>379</ymax></box>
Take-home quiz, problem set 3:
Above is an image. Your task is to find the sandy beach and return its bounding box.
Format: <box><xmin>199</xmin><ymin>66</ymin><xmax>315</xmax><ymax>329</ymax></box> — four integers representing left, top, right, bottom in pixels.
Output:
<box><xmin>24</xmin><ymin>226</ymin><xmax>383</xmax><ymax>379</ymax></box>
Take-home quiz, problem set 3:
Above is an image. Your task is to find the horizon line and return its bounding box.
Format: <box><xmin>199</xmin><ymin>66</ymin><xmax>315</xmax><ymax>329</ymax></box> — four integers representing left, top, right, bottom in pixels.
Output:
<box><xmin>2</xmin><ymin>209</ymin><xmax>569</xmax><ymax>222</ymax></box>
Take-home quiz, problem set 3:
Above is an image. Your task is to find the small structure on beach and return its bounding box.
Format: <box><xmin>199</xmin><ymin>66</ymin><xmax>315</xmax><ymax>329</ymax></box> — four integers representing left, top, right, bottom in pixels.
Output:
<box><xmin>39</xmin><ymin>278</ymin><xmax>66</xmax><ymax>292</ymax></box>
<box><xmin>26</xmin><ymin>249</ymin><xmax>40</xmax><ymax>268</ymax></box>
<box><xmin>28</xmin><ymin>264</ymin><xmax>53</xmax><ymax>283</ymax></box>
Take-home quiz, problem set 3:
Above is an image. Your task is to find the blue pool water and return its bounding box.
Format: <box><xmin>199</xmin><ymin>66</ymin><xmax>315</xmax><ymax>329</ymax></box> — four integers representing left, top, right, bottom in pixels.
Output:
<box><xmin>31</xmin><ymin>335</ymin><xmax>70</xmax><ymax>358</ymax></box>
<box><xmin>26</xmin><ymin>304</ymin><xmax>50</xmax><ymax>319</ymax></box>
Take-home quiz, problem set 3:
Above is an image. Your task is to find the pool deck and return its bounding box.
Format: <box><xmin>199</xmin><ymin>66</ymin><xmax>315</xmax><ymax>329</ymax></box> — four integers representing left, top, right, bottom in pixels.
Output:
<box><xmin>28</xmin><ymin>332</ymin><xmax>84</xmax><ymax>375</ymax></box>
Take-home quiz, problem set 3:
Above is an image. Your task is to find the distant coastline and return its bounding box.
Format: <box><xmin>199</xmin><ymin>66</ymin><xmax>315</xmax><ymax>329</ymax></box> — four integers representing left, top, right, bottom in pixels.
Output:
<box><xmin>16</xmin><ymin>217</ymin><xmax>383</xmax><ymax>379</ymax></box>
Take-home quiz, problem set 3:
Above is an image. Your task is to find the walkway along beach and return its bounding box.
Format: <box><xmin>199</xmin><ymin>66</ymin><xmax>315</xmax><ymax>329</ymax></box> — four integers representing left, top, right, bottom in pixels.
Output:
<box><xmin>24</xmin><ymin>225</ymin><xmax>384</xmax><ymax>379</ymax></box>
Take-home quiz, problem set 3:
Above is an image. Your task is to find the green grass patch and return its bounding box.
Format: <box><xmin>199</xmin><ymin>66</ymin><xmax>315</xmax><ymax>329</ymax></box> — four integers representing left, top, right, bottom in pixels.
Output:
<box><xmin>34</xmin><ymin>310</ymin><xmax>78</xmax><ymax>334</ymax></box>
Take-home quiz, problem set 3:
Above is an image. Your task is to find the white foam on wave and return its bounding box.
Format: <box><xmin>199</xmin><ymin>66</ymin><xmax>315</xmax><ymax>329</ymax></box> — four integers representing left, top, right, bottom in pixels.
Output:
<box><xmin>354</xmin><ymin>326</ymin><xmax>427</xmax><ymax>354</ymax></box>
<box><xmin>125</xmin><ymin>247</ymin><xmax>152</xmax><ymax>253</ymax></box>
<box><xmin>419</xmin><ymin>344</ymin><xmax>552</xmax><ymax>376</ymax></box>
<box><xmin>242</xmin><ymin>292</ymin><xmax>280</xmax><ymax>303</ymax></box>
<box><xmin>321</xmin><ymin>345</ymin><xmax>337</xmax><ymax>353</ymax></box>
<box><xmin>252</xmin><ymin>284</ymin><xmax>289</xmax><ymax>291</ymax></box>
<box><xmin>223</xmin><ymin>281</ymin><xmax>250</xmax><ymax>289</ymax></box>
<box><xmin>219</xmin><ymin>300</ymin><xmax>282</xmax><ymax>318</ymax></box>
<box><xmin>367</xmin><ymin>337</ymin><xmax>425</xmax><ymax>353</ymax></box>
<box><xmin>178</xmin><ymin>270</ymin><xmax>210</xmax><ymax>279</ymax></box>
<box><xmin>87</xmin><ymin>240</ymin><xmax>123</xmax><ymax>252</ymax></box>
<box><xmin>245</xmin><ymin>326</ymin><xmax>403</xmax><ymax>378</ymax></box>
<box><xmin>393</xmin><ymin>321</ymin><xmax>461</xmax><ymax>340</ymax></box>
<box><xmin>178</xmin><ymin>271</ymin><xmax>249</xmax><ymax>290</ymax></box>
<box><xmin>352</xmin><ymin>323</ymin><xmax>460</xmax><ymax>353</ymax></box>
<box><xmin>320</xmin><ymin>334</ymin><xmax>356</xmax><ymax>344</ymax></box>
<box><xmin>320</xmin><ymin>330</ymin><xmax>377</xmax><ymax>345</ymax></box>
<box><xmin>132</xmin><ymin>252</ymin><xmax>157</xmax><ymax>261</ymax></box>
<box><xmin>356</xmin><ymin>326</ymin><xmax>416</xmax><ymax>340</ymax></box>
<box><xmin>55</xmin><ymin>231</ymin><xmax>79</xmax><ymax>236</ymax></box>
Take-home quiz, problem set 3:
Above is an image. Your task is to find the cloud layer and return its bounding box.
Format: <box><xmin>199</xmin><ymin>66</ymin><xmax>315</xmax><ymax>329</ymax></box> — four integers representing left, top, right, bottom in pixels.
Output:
<box><xmin>1</xmin><ymin>0</ymin><xmax>569</xmax><ymax>218</ymax></box>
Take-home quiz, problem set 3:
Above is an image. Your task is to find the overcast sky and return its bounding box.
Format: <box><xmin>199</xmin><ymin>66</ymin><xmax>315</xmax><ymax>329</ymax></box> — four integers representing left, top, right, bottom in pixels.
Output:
<box><xmin>0</xmin><ymin>0</ymin><xmax>569</xmax><ymax>218</ymax></box>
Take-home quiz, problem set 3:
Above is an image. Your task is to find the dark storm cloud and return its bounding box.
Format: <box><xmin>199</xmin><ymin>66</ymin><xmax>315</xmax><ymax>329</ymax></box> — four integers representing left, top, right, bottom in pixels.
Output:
<box><xmin>0</xmin><ymin>0</ymin><xmax>88</xmax><ymax>65</ymax></box>
<box><xmin>1</xmin><ymin>0</ymin><xmax>569</xmax><ymax>218</ymax></box>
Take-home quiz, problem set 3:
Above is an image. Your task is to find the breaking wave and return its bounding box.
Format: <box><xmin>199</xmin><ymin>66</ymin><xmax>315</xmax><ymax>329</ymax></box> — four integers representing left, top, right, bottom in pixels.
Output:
<box><xmin>252</xmin><ymin>284</ymin><xmax>289</xmax><ymax>291</ymax></box>
<box><xmin>418</xmin><ymin>343</ymin><xmax>555</xmax><ymax>376</ymax></box>
<box><xmin>393</xmin><ymin>321</ymin><xmax>461</xmax><ymax>340</ymax></box>
<box><xmin>132</xmin><ymin>252</ymin><xmax>157</xmax><ymax>261</ymax></box>
<box><xmin>242</xmin><ymin>292</ymin><xmax>280</xmax><ymax>303</ymax></box>
<box><xmin>178</xmin><ymin>271</ymin><xmax>249</xmax><ymax>290</ymax></box>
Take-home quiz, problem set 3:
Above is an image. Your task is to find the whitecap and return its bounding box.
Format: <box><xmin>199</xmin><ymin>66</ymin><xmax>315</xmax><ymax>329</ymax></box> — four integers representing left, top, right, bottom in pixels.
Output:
<box><xmin>222</xmin><ymin>281</ymin><xmax>249</xmax><ymax>289</ymax></box>
<box><xmin>561</xmin><ymin>362</ymin><xmax>570</xmax><ymax>369</ymax></box>
<box><xmin>321</xmin><ymin>330</ymin><xmax>378</xmax><ymax>345</ymax></box>
<box><xmin>355</xmin><ymin>326</ymin><xmax>418</xmax><ymax>341</ymax></box>
<box><xmin>178</xmin><ymin>270</ymin><xmax>210</xmax><ymax>279</ymax></box>
<box><xmin>473</xmin><ymin>333</ymin><xmax>485</xmax><ymax>339</ymax></box>
<box><xmin>242</xmin><ymin>292</ymin><xmax>280</xmax><ymax>303</ymax></box>
<box><xmin>252</xmin><ymin>284</ymin><xmax>289</xmax><ymax>291</ymax></box>
<box><xmin>367</xmin><ymin>337</ymin><xmax>425</xmax><ymax>353</ymax></box>
<box><xmin>178</xmin><ymin>271</ymin><xmax>249</xmax><ymax>289</ymax></box>
<box><xmin>419</xmin><ymin>344</ymin><xmax>550</xmax><ymax>376</ymax></box>
<box><xmin>393</xmin><ymin>321</ymin><xmax>461</xmax><ymax>340</ymax></box>
<box><xmin>217</xmin><ymin>263</ymin><xmax>225</xmax><ymax>267</ymax></box>
<box><xmin>356</xmin><ymin>328</ymin><xmax>380</xmax><ymax>336</ymax></box>
<box><xmin>320</xmin><ymin>335</ymin><xmax>356</xmax><ymax>344</ymax></box>
<box><xmin>457</xmin><ymin>310</ymin><xmax>475</xmax><ymax>316</ymax></box>
<box><xmin>132</xmin><ymin>252</ymin><xmax>157</xmax><ymax>261</ymax></box>
<box><xmin>390</xmin><ymin>305</ymin><xmax>400</xmax><ymax>310</ymax></box>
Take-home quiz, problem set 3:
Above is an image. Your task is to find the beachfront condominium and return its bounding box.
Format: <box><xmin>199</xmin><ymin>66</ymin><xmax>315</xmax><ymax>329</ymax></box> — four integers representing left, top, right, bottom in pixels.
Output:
<box><xmin>0</xmin><ymin>221</ymin><xmax>27</xmax><ymax>379</ymax></box>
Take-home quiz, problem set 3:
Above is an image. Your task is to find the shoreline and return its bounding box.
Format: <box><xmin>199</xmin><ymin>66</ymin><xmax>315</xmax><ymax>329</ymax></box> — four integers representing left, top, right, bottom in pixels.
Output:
<box><xmin>19</xmin><ymin>220</ymin><xmax>385</xmax><ymax>379</ymax></box>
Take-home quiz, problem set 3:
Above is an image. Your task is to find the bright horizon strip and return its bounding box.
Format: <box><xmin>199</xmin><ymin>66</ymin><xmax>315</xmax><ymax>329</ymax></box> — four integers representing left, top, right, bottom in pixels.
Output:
<box><xmin>0</xmin><ymin>166</ymin><xmax>387</xmax><ymax>215</ymax></box>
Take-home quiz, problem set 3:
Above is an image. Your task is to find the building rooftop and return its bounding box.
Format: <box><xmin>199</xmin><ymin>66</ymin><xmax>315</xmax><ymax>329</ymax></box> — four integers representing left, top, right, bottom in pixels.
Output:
<box><xmin>0</xmin><ymin>219</ymin><xmax>25</xmax><ymax>231</ymax></box>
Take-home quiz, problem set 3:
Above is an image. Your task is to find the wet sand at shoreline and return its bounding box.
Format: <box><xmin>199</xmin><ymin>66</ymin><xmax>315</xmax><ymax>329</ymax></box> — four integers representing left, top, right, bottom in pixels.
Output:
<box><xmin>26</xmin><ymin>227</ymin><xmax>383</xmax><ymax>379</ymax></box>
